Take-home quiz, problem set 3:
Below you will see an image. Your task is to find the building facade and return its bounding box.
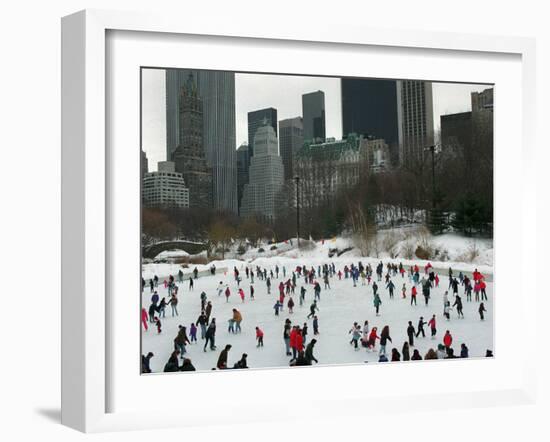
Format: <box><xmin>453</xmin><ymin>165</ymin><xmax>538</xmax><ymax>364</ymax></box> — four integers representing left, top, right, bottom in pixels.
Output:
<box><xmin>141</xmin><ymin>149</ymin><xmax>148</xmax><ymax>180</ymax></box>
<box><xmin>341</xmin><ymin>78</ymin><xmax>401</xmax><ymax>147</ymax></box>
<box><xmin>302</xmin><ymin>90</ymin><xmax>326</xmax><ymax>143</ymax></box>
<box><xmin>236</xmin><ymin>142</ymin><xmax>250</xmax><ymax>214</ymax></box>
<box><xmin>142</xmin><ymin>161</ymin><xmax>190</xmax><ymax>209</ymax></box>
<box><xmin>247</xmin><ymin>107</ymin><xmax>278</xmax><ymax>159</ymax></box>
<box><xmin>398</xmin><ymin>80</ymin><xmax>435</xmax><ymax>167</ymax></box>
<box><xmin>240</xmin><ymin>124</ymin><xmax>285</xmax><ymax>221</ymax></box>
<box><xmin>364</xmin><ymin>137</ymin><xmax>391</xmax><ymax>173</ymax></box>
<box><xmin>165</xmin><ymin>69</ymin><xmax>237</xmax><ymax>213</ymax></box>
<box><xmin>341</xmin><ymin>78</ymin><xmax>434</xmax><ymax>168</ymax></box>
<box><xmin>171</xmin><ymin>74</ymin><xmax>213</xmax><ymax>209</ymax></box>
<box><xmin>279</xmin><ymin>116</ymin><xmax>304</xmax><ymax>181</ymax></box>
<box><xmin>294</xmin><ymin>134</ymin><xmax>370</xmax><ymax>208</ymax></box>
<box><xmin>471</xmin><ymin>88</ymin><xmax>494</xmax><ymax>113</ymax></box>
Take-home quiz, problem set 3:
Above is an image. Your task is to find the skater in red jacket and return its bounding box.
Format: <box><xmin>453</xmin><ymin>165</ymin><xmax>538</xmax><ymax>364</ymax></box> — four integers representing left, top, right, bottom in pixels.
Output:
<box><xmin>443</xmin><ymin>330</ymin><xmax>453</xmax><ymax>352</ymax></box>
<box><xmin>256</xmin><ymin>326</ymin><xmax>264</xmax><ymax>347</ymax></box>
<box><xmin>428</xmin><ymin>314</ymin><xmax>437</xmax><ymax>338</ymax></box>
<box><xmin>366</xmin><ymin>327</ymin><xmax>380</xmax><ymax>350</ymax></box>
<box><xmin>141</xmin><ymin>308</ymin><xmax>149</xmax><ymax>331</ymax></box>
<box><xmin>411</xmin><ymin>286</ymin><xmax>418</xmax><ymax>305</ymax></box>
<box><xmin>480</xmin><ymin>280</ymin><xmax>487</xmax><ymax>301</ymax></box>
<box><xmin>289</xmin><ymin>327</ymin><xmax>303</xmax><ymax>360</ymax></box>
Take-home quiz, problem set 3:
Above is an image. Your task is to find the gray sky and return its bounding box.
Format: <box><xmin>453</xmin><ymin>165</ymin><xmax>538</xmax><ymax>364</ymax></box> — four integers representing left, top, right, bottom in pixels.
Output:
<box><xmin>142</xmin><ymin>69</ymin><xmax>489</xmax><ymax>171</ymax></box>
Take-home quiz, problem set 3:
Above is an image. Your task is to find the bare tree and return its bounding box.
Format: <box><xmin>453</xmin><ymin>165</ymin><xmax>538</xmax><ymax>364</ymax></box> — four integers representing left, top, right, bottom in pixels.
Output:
<box><xmin>208</xmin><ymin>221</ymin><xmax>236</xmax><ymax>259</ymax></box>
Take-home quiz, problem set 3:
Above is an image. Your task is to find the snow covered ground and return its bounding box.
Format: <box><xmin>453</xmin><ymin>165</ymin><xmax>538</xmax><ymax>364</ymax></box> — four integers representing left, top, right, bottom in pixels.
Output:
<box><xmin>143</xmin><ymin>230</ymin><xmax>493</xmax><ymax>282</ymax></box>
<box><xmin>142</xmin><ymin>256</ymin><xmax>493</xmax><ymax>374</ymax></box>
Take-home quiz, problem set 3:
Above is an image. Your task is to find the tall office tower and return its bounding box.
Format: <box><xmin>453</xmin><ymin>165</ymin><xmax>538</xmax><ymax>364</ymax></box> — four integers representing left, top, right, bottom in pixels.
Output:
<box><xmin>398</xmin><ymin>80</ymin><xmax>434</xmax><ymax>167</ymax></box>
<box><xmin>165</xmin><ymin>69</ymin><xmax>237</xmax><ymax>213</ymax></box>
<box><xmin>140</xmin><ymin>149</ymin><xmax>149</xmax><ymax>180</ymax></box>
<box><xmin>171</xmin><ymin>74</ymin><xmax>213</xmax><ymax>209</ymax></box>
<box><xmin>341</xmin><ymin>78</ymin><xmax>401</xmax><ymax>164</ymax></box>
<box><xmin>236</xmin><ymin>142</ymin><xmax>250</xmax><ymax>214</ymax></box>
<box><xmin>279</xmin><ymin>117</ymin><xmax>303</xmax><ymax>181</ymax></box>
<box><xmin>240</xmin><ymin>123</ymin><xmax>285</xmax><ymax>221</ymax></box>
<box><xmin>471</xmin><ymin>88</ymin><xmax>494</xmax><ymax>112</ymax></box>
<box><xmin>302</xmin><ymin>90</ymin><xmax>326</xmax><ymax>143</ymax></box>
<box><xmin>247</xmin><ymin>107</ymin><xmax>278</xmax><ymax>159</ymax></box>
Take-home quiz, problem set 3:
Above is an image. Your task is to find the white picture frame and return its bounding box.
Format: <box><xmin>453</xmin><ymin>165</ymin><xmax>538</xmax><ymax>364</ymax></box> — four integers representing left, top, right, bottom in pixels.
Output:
<box><xmin>61</xmin><ymin>9</ymin><xmax>537</xmax><ymax>433</ymax></box>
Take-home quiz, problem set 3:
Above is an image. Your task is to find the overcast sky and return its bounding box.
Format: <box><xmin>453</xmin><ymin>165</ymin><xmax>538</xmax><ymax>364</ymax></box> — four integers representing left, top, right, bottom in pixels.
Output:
<box><xmin>142</xmin><ymin>69</ymin><xmax>490</xmax><ymax>171</ymax></box>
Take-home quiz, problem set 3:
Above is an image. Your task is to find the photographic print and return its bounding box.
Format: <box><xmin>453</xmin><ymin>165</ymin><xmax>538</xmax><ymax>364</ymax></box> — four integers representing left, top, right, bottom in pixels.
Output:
<box><xmin>140</xmin><ymin>68</ymin><xmax>493</xmax><ymax>374</ymax></box>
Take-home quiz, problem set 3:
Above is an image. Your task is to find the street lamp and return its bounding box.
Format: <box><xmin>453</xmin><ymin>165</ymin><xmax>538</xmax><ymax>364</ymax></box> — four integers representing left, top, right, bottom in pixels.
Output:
<box><xmin>294</xmin><ymin>176</ymin><xmax>300</xmax><ymax>248</ymax></box>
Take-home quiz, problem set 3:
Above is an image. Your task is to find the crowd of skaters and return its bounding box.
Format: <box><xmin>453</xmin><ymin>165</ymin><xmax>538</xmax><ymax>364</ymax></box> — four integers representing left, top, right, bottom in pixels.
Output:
<box><xmin>141</xmin><ymin>258</ymin><xmax>492</xmax><ymax>373</ymax></box>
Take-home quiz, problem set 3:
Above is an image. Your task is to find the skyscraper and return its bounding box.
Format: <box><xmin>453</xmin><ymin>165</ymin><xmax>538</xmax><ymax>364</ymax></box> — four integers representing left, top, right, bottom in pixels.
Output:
<box><xmin>302</xmin><ymin>90</ymin><xmax>326</xmax><ymax>143</ymax></box>
<box><xmin>236</xmin><ymin>142</ymin><xmax>250</xmax><ymax>214</ymax></box>
<box><xmin>140</xmin><ymin>149</ymin><xmax>149</xmax><ymax>180</ymax></box>
<box><xmin>341</xmin><ymin>78</ymin><xmax>400</xmax><ymax>146</ymax></box>
<box><xmin>247</xmin><ymin>108</ymin><xmax>278</xmax><ymax>159</ymax></box>
<box><xmin>171</xmin><ymin>73</ymin><xmax>213</xmax><ymax>209</ymax></box>
<box><xmin>165</xmin><ymin>69</ymin><xmax>237</xmax><ymax>213</ymax></box>
<box><xmin>340</xmin><ymin>78</ymin><xmax>434</xmax><ymax>167</ymax></box>
<box><xmin>279</xmin><ymin>117</ymin><xmax>303</xmax><ymax>181</ymax></box>
<box><xmin>398</xmin><ymin>80</ymin><xmax>434</xmax><ymax>166</ymax></box>
<box><xmin>240</xmin><ymin>123</ymin><xmax>285</xmax><ymax>221</ymax></box>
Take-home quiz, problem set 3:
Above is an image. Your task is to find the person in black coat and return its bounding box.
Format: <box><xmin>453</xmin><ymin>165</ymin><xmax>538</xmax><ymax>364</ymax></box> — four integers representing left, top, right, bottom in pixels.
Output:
<box><xmin>453</xmin><ymin>295</ymin><xmax>464</xmax><ymax>318</ymax></box>
<box><xmin>416</xmin><ymin>316</ymin><xmax>427</xmax><ymax>338</ymax></box>
<box><xmin>234</xmin><ymin>353</ymin><xmax>248</xmax><ymax>369</ymax></box>
<box><xmin>164</xmin><ymin>350</ymin><xmax>180</xmax><ymax>372</ymax></box>
<box><xmin>451</xmin><ymin>278</ymin><xmax>459</xmax><ymax>294</ymax></box>
<box><xmin>379</xmin><ymin>326</ymin><xmax>392</xmax><ymax>356</ymax></box>
<box><xmin>422</xmin><ymin>281</ymin><xmax>431</xmax><ymax>305</ymax></box>
<box><xmin>407</xmin><ymin>321</ymin><xmax>416</xmax><ymax>346</ymax></box>
<box><xmin>445</xmin><ymin>348</ymin><xmax>458</xmax><ymax>359</ymax></box>
<box><xmin>391</xmin><ymin>348</ymin><xmax>401</xmax><ymax>361</ymax></box>
<box><xmin>141</xmin><ymin>352</ymin><xmax>154</xmax><ymax>373</ymax></box>
<box><xmin>460</xmin><ymin>343</ymin><xmax>469</xmax><ymax>358</ymax></box>
<box><xmin>411</xmin><ymin>349</ymin><xmax>422</xmax><ymax>360</ymax></box>
<box><xmin>179</xmin><ymin>358</ymin><xmax>196</xmax><ymax>371</ymax></box>
<box><xmin>196</xmin><ymin>312</ymin><xmax>208</xmax><ymax>339</ymax></box>
<box><xmin>203</xmin><ymin>318</ymin><xmax>217</xmax><ymax>351</ymax></box>
<box><xmin>217</xmin><ymin>344</ymin><xmax>232</xmax><ymax>369</ymax></box>
<box><xmin>205</xmin><ymin>301</ymin><xmax>213</xmax><ymax>323</ymax></box>
<box><xmin>148</xmin><ymin>302</ymin><xmax>156</xmax><ymax>323</ymax></box>
<box><xmin>402</xmin><ymin>342</ymin><xmax>410</xmax><ymax>361</ymax></box>
<box><xmin>479</xmin><ymin>302</ymin><xmax>487</xmax><ymax>320</ymax></box>
<box><xmin>291</xmin><ymin>350</ymin><xmax>309</xmax><ymax>367</ymax></box>
<box><xmin>305</xmin><ymin>339</ymin><xmax>318</xmax><ymax>365</ymax></box>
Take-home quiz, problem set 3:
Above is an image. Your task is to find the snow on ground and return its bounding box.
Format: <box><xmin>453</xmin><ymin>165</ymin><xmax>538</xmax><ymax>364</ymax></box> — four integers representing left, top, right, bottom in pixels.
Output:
<box><xmin>154</xmin><ymin>249</ymin><xmax>190</xmax><ymax>259</ymax></box>
<box><xmin>143</xmin><ymin>230</ymin><xmax>493</xmax><ymax>282</ymax></box>
<box><xmin>142</xmin><ymin>257</ymin><xmax>493</xmax><ymax>374</ymax></box>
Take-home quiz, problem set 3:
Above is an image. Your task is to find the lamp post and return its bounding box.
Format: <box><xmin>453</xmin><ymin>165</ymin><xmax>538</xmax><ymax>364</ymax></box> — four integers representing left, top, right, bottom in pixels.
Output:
<box><xmin>294</xmin><ymin>175</ymin><xmax>300</xmax><ymax>248</ymax></box>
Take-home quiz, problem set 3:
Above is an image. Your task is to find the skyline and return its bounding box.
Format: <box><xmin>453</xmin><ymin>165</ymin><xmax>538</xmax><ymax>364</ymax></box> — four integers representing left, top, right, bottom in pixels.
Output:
<box><xmin>142</xmin><ymin>68</ymin><xmax>491</xmax><ymax>171</ymax></box>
